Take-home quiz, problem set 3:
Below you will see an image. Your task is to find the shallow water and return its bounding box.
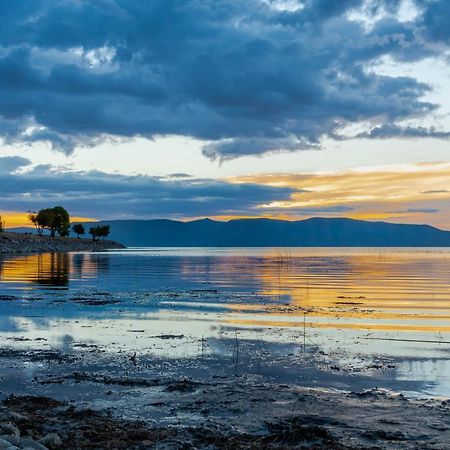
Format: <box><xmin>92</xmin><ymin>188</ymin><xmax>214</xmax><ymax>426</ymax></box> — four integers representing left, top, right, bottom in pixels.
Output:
<box><xmin>1</xmin><ymin>247</ymin><xmax>450</xmax><ymax>398</ymax></box>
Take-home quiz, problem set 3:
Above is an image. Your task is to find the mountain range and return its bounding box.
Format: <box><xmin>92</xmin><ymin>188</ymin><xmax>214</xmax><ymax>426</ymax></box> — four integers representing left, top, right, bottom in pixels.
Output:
<box><xmin>49</xmin><ymin>217</ymin><xmax>450</xmax><ymax>247</ymax></box>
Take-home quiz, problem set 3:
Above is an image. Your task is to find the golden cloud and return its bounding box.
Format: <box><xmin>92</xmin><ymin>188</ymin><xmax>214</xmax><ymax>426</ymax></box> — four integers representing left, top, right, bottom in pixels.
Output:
<box><xmin>227</xmin><ymin>162</ymin><xmax>450</xmax><ymax>229</ymax></box>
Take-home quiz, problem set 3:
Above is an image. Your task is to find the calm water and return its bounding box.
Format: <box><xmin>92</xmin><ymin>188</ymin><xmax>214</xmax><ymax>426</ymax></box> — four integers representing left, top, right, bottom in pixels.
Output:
<box><xmin>1</xmin><ymin>247</ymin><xmax>450</xmax><ymax>397</ymax></box>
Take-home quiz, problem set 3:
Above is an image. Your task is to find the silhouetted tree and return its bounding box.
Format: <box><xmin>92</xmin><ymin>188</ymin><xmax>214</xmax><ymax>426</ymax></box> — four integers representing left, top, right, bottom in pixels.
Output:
<box><xmin>89</xmin><ymin>226</ymin><xmax>99</xmax><ymax>241</ymax></box>
<box><xmin>51</xmin><ymin>206</ymin><xmax>70</xmax><ymax>237</ymax></box>
<box><xmin>72</xmin><ymin>223</ymin><xmax>85</xmax><ymax>239</ymax></box>
<box><xmin>28</xmin><ymin>206</ymin><xmax>70</xmax><ymax>237</ymax></box>
<box><xmin>0</xmin><ymin>216</ymin><xmax>4</xmax><ymax>233</ymax></box>
<box><xmin>33</xmin><ymin>209</ymin><xmax>54</xmax><ymax>235</ymax></box>
<box><xmin>28</xmin><ymin>211</ymin><xmax>44</xmax><ymax>235</ymax></box>
<box><xmin>98</xmin><ymin>225</ymin><xmax>110</xmax><ymax>240</ymax></box>
<box><xmin>89</xmin><ymin>225</ymin><xmax>110</xmax><ymax>241</ymax></box>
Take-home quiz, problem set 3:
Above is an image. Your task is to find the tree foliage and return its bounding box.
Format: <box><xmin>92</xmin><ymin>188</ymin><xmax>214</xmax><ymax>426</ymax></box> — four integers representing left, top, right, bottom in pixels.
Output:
<box><xmin>72</xmin><ymin>223</ymin><xmax>85</xmax><ymax>238</ymax></box>
<box><xmin>28</xmin><ymin>206</ymin><xmax>70</xmax><ymax>237</ymax></box>
<box><xmin>89</xmin><ymin>225</ymin><xmax>110</xmax><ymax>241</ymax></box>
<box><xmin>0</xmin><ymin>216</ymin><xmax>4</xmax><ymax>233</ymax></box>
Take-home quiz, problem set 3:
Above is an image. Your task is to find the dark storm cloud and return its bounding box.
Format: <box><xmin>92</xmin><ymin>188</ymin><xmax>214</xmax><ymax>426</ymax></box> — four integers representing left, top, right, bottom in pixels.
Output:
<box><xmin>0</xmin><ymin>157</ymin><xmax>294</xmax><ymax>218</ymax></box>
<box><xmin>419</xmin><ymin>0</ymin><xmax>450</xmax><ymax>44</ymax></box>
<box><xmin>0</xmin><ymin>0</ymin><xmax>449</xmax><ymax>159</ymax></box>
<box><xmin>357</xmin><ymin>124</ymin><xmax>450</xmax><ymax>139</ymax></box>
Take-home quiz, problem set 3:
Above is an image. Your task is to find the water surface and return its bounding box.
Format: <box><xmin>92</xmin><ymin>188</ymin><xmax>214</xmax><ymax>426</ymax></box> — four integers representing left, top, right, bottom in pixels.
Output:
<box><xmin>1</xmin><ymin>247</ymin><xmax>450</xmax><ymax>397</ymax></box>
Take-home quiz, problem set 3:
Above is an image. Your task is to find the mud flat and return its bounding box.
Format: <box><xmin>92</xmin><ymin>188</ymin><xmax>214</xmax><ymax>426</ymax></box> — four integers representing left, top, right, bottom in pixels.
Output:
<box><xmin>0</xmin><ymin>232</ymin><xmax>125</xmax><ymax>254</ymax></box>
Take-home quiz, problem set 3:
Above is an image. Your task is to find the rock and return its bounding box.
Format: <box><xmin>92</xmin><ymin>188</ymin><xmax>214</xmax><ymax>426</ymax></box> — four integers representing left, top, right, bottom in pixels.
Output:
<box><xmin>0</xmin><ymin>232</ymin><xmax>125</xmax><ymax>254</ymax></box>
<box><xmin>38</xmin><ymin>434</ymin><xmax>62</xmax><ymax>449</ymax></box>
<box><xmin>19</xmin><ymin>438</ymin><xmax>49</xmax><ymax>450</ymax></box>
<box><xmin>0</xmin><ymin>436</ymin><xmax>20</xmax><ymax>447</ymax></box>
<box><xmin>0</xmin><ymin>413</ymin><xmax>27</xmax><ymax>424</ymax></box>
<box><xmin>0</xmin><ymin>424</ymin><xmax>19</xmax><ymax>438</ymax></box>
<box><xmin>0</xmin><ymin>437</ymin><xmax>18</xmax><ymax>449</ymax></box>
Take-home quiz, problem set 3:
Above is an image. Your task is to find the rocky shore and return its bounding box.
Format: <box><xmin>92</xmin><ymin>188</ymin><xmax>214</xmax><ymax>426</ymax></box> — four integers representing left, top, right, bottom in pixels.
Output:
<box><xmin>0</xmin><ymin>383</ymin><xmax>449</xmax><ymax>449</ymax></box>
<box><xmin>0</xmin><ymin>232</ymin><xmax>125</xmax><ymax>254</ymax></box>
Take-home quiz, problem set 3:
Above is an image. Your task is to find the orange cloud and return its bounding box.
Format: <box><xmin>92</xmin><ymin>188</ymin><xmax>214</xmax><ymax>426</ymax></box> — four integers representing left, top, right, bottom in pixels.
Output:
<box><xmin>228</xmin><ymin>162</ymin><xmax>450</xmax><ymax>229</ymax></box>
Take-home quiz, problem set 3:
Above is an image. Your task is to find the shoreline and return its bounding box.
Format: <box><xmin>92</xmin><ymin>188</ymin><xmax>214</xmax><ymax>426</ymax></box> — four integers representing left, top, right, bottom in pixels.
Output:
<box><xmin>1</xmin><ymin>367</ymin><xmax>448</xmax><ymax>449</ymax></box>
<box><xmin>0</xmin><ymin>232</ymin><xmax>125</xmax><ymax>254</ymax></box>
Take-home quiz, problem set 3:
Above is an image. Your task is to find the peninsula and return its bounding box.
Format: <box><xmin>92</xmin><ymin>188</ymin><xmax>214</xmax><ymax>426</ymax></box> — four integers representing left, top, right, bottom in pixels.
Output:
<box><xmin>0</xmin><ymin>232</ymin><xmax>125</xmax><ymax>254</ymax></box>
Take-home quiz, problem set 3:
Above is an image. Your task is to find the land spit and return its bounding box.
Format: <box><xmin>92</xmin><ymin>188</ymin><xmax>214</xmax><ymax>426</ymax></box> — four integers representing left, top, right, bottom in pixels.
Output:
<box><xmin>0</xmin><ymin>232</ymin><xmax>125</xmax><ymax>253</ymax></box>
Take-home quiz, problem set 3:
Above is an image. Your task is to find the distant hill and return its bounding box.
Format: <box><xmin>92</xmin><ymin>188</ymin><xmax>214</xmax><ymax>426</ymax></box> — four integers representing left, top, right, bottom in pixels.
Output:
<box><xmin>66</xmin><ymin>217</ymin><xmax>450</xmax><ymax>247</ymax></box>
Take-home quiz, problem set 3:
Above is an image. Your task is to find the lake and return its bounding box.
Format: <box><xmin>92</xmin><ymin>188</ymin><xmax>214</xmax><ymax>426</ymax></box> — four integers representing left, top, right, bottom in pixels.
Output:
<box><xmin>1</xmin><ymin>247</ymin><xmax>450</xmax><ymax>399</ymax></box>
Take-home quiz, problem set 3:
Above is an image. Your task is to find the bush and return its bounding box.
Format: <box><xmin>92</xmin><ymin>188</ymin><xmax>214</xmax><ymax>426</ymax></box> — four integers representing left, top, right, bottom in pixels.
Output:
<box><xmin>89</xmin><ymin>225</ymin><xmax>110</xmax><ymax>241</ymax></box>
<box><xmin>72</xmin><ymin>223</ymin><xmax>85</xmax><ymax>239</ymax></box>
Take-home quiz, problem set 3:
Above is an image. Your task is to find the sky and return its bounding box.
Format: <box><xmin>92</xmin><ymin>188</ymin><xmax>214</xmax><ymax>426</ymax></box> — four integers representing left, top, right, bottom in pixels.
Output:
<box><xmin>1</xmin><ymin>0</ymin><xmax>450</xmax><ymax>229</ymax></box>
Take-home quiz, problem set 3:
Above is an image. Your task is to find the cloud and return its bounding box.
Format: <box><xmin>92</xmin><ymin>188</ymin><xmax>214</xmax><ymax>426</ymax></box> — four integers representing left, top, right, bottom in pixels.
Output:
<box><xmin>357</xmin><ymin>124</ymin><xmax>450</xmax><ymax>140</ymax></box>
<box><xmin>422</xmin><ymin>189</ymin><xmax>449</xmax><ymax>195</ymax></box>
<box><xmin>0</xmin><ymin>156</ymin><xmax>31</xmax><ymax>174</ymax></box>
<box><xmin>231</xmin><ymin>162</ymin><xmax>450</xmax><ymax>227</ymax></box>
<box><xmin>389</xmin><ymin>208</ymin><xmax>441</xmax><ymax>214</ymax></box>
<box><xmin>0</xmin><ymin>158</ymin><xmax>294</xmax><ymax>219</ymax></box>
<box><xmin>0</xmin><ymin>0</ymin><xmax>449</xmax><ymax>159</ymax></box>
<box><xmin>419</xmin><ymin>0</ymin><xmax>450</xmax><ymax>44</ymax></box>
<box><xmin>261</xmin><ymin>204</ymin><xmax>356</xmax><ymax>216</ymax></box>
<box><xmin>2</xmin><ymin>158</ymin><xmax>450</xmax><ymax>228</ymax></box>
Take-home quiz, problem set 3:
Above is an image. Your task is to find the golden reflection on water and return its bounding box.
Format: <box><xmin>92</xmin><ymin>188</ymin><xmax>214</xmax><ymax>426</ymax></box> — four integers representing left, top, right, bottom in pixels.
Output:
<box><xmin>176</xmin><ymin>249</ymin><xmax>450</xmax><ymax>334</ymax></box>
<box><xmin>0</xmin><ymin>253</ymin><xmax>101</xmax><ymax>288</ymax></box>
<box><xmin>1</xmin><ymin>248</ymin><xmax>450</xmax><ymax>333</ymax></box>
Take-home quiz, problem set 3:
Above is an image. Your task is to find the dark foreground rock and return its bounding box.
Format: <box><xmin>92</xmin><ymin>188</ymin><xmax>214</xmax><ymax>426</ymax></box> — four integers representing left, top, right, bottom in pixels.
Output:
<box><xmin>1</xmin><ymin>395</ymin><xmax>354</xmax><ymax>450</ymax></box>
<box><xmin>1</xmin><ymin>385</ymin><xmax>449</xmax><ymax>449</ymax></box>
<box><xmin>0</xmin><ymin>232</ymin><xmax>125</xmax><ymax>254</ymax></box>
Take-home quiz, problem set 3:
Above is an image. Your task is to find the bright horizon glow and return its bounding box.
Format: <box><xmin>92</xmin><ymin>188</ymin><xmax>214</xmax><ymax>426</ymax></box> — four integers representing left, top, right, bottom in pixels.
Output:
<box><xmin>1</xmin><ymin>212</ymin><xmax>95</xmax><ymax>229</ymax></box>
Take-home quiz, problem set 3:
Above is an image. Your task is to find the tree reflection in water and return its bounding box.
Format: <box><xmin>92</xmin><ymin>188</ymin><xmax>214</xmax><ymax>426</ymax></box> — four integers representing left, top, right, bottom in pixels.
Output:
<box><xmin>34</xmin><ymin>253</ymin><xmax>70</xmax><ymax>287</ymax></box>
<box><xmin>0</xmin><ymin>252</ymin><xmax>108</xmax><ymax>289</ymax></box>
